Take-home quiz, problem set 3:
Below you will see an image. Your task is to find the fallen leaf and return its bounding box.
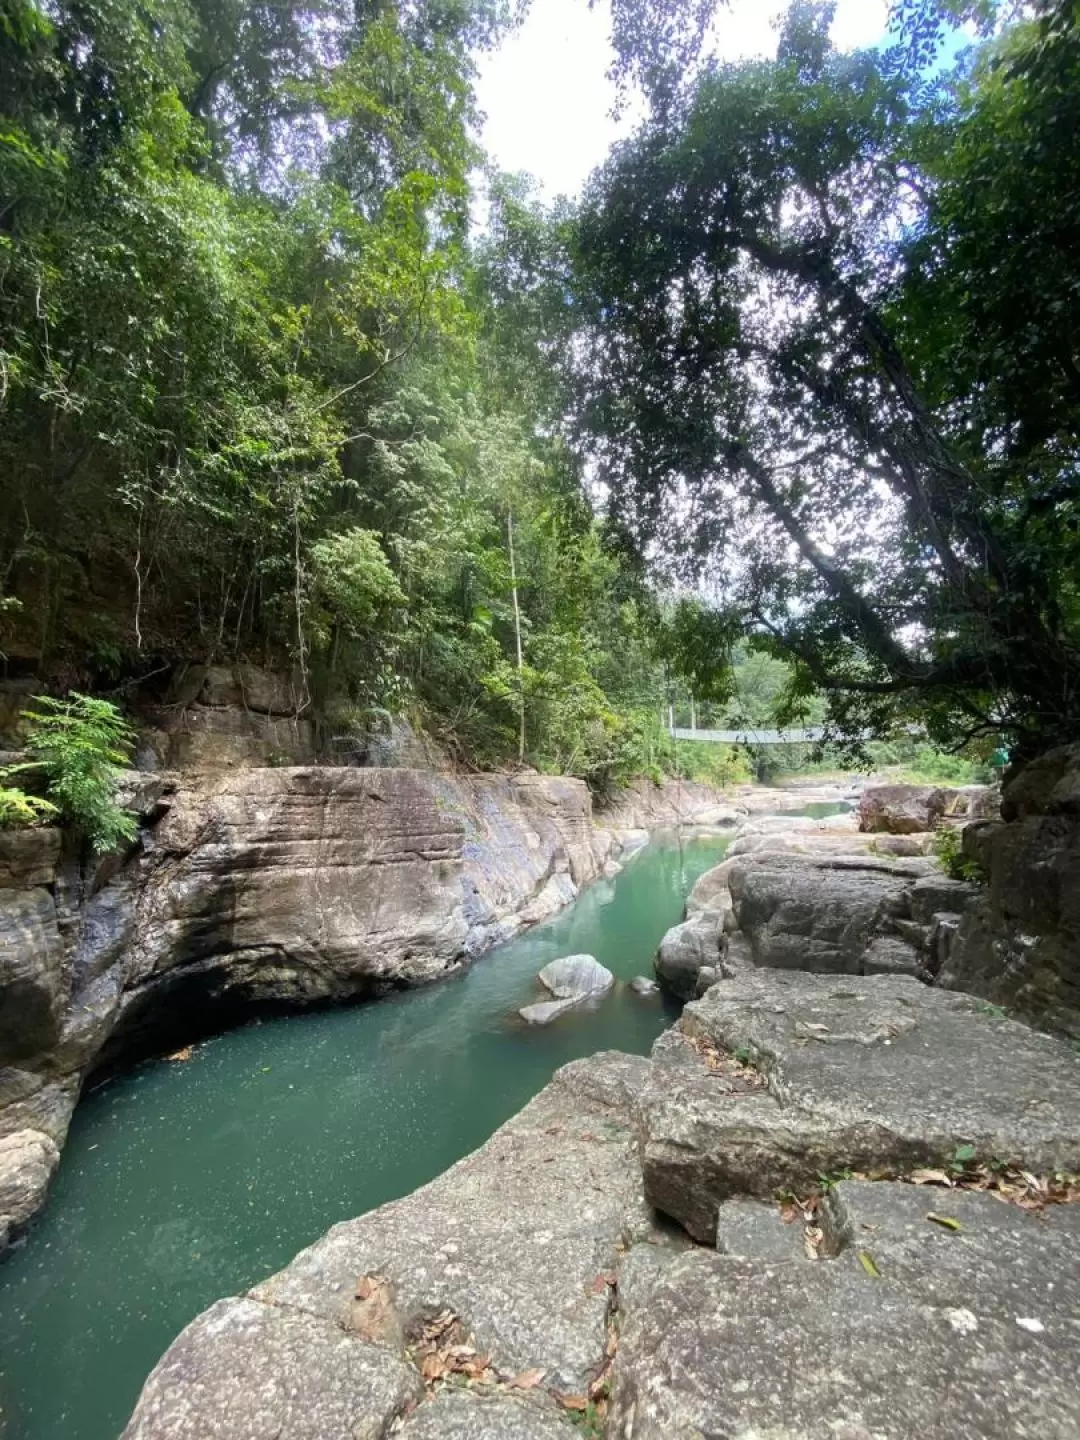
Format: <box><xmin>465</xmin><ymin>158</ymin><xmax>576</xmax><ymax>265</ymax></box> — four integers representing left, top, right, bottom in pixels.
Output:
<box><xmin>589</xmin><ymin>1271</ymin><xmax>617</xmax><ymax>1295</ymax></box>
<box><xmin>558</xmin><ymin>1394</ymin><xmax>589</xmax><ymax>1411</ymax></box>
<box><xmin>910</xmin><ymin>1169</ymin><xmax>953</xmax><ymax>1187</ymax></box>
<box><xmin>166</xmin><ymin>1046</ymin><xmax>193</xmax><ymax>1062</ymax></box>
<box><xmin>857</xmin><ymin>1249</ymin><xmax>881</xmax><ymax>1278</ymax></box>
<box><xmin>926</xmin><ymin>1213</ymin><xmax>964</xmax><ymax>1233</ymax></box>
<box><xmin>510</xmin><ymin>1368</ymin><xmax>547</xmax><ymax>1389</ymax></box>
<box><xmin>421</xmin><ymin>1353</ymin><xmax>447</xmax><ymax>1382</ymax></box>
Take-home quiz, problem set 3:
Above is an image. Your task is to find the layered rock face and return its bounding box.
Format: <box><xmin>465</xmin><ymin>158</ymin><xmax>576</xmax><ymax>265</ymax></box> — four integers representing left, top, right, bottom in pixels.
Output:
<box><xmin>941</xmin><ymin>743</ymin><xmax>1080</xmax><ymax>1036</ymax></box>
<box><xmin>2</xmin><ymin>763</ymin><xmax>724</xmax><ymax>1254</ymax></box>
<box><xmin>124</xmin><ymin>980</ymin><xmax>1080</xmax><ymax>1440</ymax></box>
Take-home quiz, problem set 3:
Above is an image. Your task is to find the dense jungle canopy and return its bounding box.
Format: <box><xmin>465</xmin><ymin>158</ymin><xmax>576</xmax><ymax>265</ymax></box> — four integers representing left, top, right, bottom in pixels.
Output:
<box><xmin>0</xmin><ymin>0</ymin><xmax>1077</xmax><ymax>784</ymax></box>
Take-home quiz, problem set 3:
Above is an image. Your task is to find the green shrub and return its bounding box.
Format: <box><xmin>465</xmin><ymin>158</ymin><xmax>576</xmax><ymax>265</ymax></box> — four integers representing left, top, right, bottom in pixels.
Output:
<box><xmin>14</xmin><ymin>694</ymin><xmax>138</xmax><ymax>853</ymax></box>
<box><xmin>933</xmin><ymin>826</ymin><xmax>984</xmax><ymax>884</ymax></box>
<box><xmin>0</xmin><ymin>785</ymin><xmax>59</xmax><ymax>829</ymax></box>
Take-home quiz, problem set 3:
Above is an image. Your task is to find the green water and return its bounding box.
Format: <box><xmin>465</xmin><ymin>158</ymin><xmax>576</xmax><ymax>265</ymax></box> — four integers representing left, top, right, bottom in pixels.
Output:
<box><xmin>0</xmin><ymin>830</ymin><xmax>739</xmax><ymax>1440</ymax></box>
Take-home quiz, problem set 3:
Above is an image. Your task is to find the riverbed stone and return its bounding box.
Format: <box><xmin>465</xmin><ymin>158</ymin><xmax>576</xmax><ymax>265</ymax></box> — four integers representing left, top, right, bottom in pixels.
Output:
<box><xmin>121</xmin><ymin>1295</ymin><xmax>422</xmax><ymax>1440</ymax></box>
<box><xmin>640</xmin><ymin>969</ymin><xmax>1080</xmax><ymax>1242</ymax></box>
<box><xmin>0</xmin><ymin>1128</ymin><xmax>59</xmax><ymax>1249</ymax></box>
<box><xmin>729</xmin><ymin>853</ymin><xmax>935</xmax><ymax>976</ymax></box>
<box><xmin>537</xmin><ymin>954</ymin><xmax>613</xmax><ymax>1000</ymax></box>
<box><xmin>654</xmin><ymin>913</ymin><xmax>722</xmax><ymax>999</ymax></box>
<box><xmin>629</xmin><ymin>975</ymin><xmax>658</xmax><ymax>995</ymax></box>
<box><xmin>518</xmin><ymin>997</ymin><xmax>579</xmax><ymax>1025</ymax></box>
<box><xmin>610</xmin><ymin>1181</ymin><xmax>1080</xmax><ymax>1439</ymax></box>
<box><xmin>859</xmin><ymin>783</ymin><xmax>950</xmax><ymax>833</ymax></box>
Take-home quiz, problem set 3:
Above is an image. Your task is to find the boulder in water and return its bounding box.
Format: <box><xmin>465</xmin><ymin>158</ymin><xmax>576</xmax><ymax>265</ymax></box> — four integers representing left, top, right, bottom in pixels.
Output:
<box><xmin>536</xmin><ymin>954</ymin><xmax>614</xmax><ymax>1000</ymax></box>
<box><xmin>518</xmin><ymin>998</ymin><xmax>579</xmax><ymax>1026</ymax></box>
<box><xmin>629</xmin><ymin>975</ymin><xmax>658</xmax><ymax>996</ymax></box>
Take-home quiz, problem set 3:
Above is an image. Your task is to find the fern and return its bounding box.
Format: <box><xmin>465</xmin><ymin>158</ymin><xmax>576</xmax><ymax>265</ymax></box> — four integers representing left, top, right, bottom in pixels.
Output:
<box><xmin>0</xmin><ymin>785</ymin><xmax>59</xmax><ymax>829</ymax></box>
<box><xmin>15</xmin><ymin>693</ymin><xmax>138</xmax><ymax>853</ymax></box>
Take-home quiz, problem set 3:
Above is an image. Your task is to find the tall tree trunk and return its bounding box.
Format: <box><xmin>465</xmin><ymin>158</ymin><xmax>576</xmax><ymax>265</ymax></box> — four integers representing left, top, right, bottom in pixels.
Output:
<box><xmin>507</xmin><ymin>508</ymin><xmax>525</xmax><ymax>765</ymax></box>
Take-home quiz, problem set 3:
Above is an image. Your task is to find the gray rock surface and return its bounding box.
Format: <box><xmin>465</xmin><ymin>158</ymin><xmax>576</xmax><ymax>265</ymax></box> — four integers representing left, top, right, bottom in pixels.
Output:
<box><xmin>940</xmin><ymin>744</ymin><xmax>1080</xmax><ymax>1036</ymax></box>
<box><xmin>126</xmin><ymin>1053</ymin><xmax>656</xmax><ymax>1436</ymax></box>
<box><xmin>654</xmin><ymin>912</ymin><xmax>722</xmax><ymax>999</ymax></box>
<box><xmin>641</xmin><ymin>969</ymin><xmax>1080</xmax><ymax>1242</ymax></box>
<box><xmin>537</xmin><ymin>954</ymin><xmax>614</xmax><ymax>1000</ymax></box>
<box><xmin>611</xmin><ymin>1181</ymin><xmax>1080</xmax><ymax>1439</ymax></box>
<box><xmin>860</xmin><ymin>783</ymin><xmax>950</xmax><ymax>833</ymax></box>
<box><xmin>397</xmin><ymin>1389</ymin><xmax>576</xmax><ymax>1439</ymax></box>
<box><xmin>0</xmin><ymin>1128</ymin><xmax>59</xmax><ymax>1250</ymax></box>
<box><xmin>122</xmin><ymin>1294</ymin><xmax>422</xmax><ymax>1440</ymax></box>
<box><xmin>729</xmin><ymin>852</ymin><xmax>935</xmax><ymax>976</ymax></box>
<box><xmin>518</xmin><ymin>998</ymin><xmax>580</xmax><ymax>1026</ymax></box>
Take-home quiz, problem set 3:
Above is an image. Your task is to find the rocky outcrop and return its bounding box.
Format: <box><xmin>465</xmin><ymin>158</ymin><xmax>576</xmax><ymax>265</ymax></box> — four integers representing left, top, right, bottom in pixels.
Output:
<box><xmin>639</xmin><ymin>969</ymin><xmax>1080</xmax><ymax>1243</ymax></box>
<box><xmin>595</xmin><ymin>777</ymin><xmax>741</xmax><ymax>832</ymax></box>
<box><xmin>123</xmin><ymin>976</ymin><xmax>1080</xmax><ymax>1440</ymax></box>
<box><xmin>940</xmin><ymin>743</ymin><xmax>1080</xmax><ymax>1036</ymax></box>
<box><xmin>611</xmin><ymin>1179</ymin><xmax>1080</xmax><ymax>1440</ymax></box>
<box><xmin>860</xmin><ymin>783</ymin><xmax>951</xmax><ymax>833</ymax></box>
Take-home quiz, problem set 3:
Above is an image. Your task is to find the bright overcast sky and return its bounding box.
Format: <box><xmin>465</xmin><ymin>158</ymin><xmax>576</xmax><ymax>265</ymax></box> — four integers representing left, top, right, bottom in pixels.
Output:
<box><xmin>475</xmin><ymin>0</ymin><xmax>890</xmax><ymax>198</ymax></box>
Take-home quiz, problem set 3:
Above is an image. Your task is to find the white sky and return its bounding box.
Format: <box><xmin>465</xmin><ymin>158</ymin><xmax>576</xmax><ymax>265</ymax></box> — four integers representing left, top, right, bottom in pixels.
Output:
<box><xmin>475</xmin><ymin>0</ymin><xmax>890</xmax><ymax>198</ymax></box>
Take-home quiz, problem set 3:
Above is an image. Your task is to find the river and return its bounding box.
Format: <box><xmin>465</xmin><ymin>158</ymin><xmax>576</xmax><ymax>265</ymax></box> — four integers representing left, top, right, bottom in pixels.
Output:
<box><xmin>0</xmin><ymin>815</ymin><xmax>838</xmax><ymax>1439</ymax></box>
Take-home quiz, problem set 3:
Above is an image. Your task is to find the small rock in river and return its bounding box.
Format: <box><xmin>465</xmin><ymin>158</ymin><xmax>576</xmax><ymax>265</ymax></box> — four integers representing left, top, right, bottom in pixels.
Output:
<box><xmin>629</xmin><ymin>976</ymin><xmax>659</xmax><ymax>996</ymax></box>
<box><xmin>537</xmin><ymin>954</ymin><xmax>614</xmax><ymax>1000</ymax></box>
<box><xmin>519</xmin><ymin>998</ymin><xmax>580</xmax><ymax>1026</ymax></box>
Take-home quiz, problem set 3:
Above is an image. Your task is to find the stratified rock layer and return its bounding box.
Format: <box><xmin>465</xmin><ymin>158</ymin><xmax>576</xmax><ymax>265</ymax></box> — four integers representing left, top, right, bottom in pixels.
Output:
<box><xmin>640</xmin><ymin>970</ymin><xmax>1080</xmax><ymax>1243</ymax></box>
<box><xmin>3</xmin><ymin>765</ymin><xmax>733</xmax><ymax>1253</ymax></box>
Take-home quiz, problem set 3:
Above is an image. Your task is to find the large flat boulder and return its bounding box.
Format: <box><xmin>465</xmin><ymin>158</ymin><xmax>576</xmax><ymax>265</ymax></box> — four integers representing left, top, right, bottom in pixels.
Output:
<box><xmin>640</xmin><ymin>969</ymin><xmax>1080</xmax><ymax>1242</ymax></box>
<box><xmin>611</xmin><ymin>1180</ymin><xmax>1080</xmax><ymax>1439</ymax></box>
<box><xmin>860</xmin><ymin>783</ymin><xmax>950</xmax><ymax>834</ymax></box>
<box><xmin>729</xmin><ymin>853</ymin><xmax>934</xmax><ymax>976</ymax></box>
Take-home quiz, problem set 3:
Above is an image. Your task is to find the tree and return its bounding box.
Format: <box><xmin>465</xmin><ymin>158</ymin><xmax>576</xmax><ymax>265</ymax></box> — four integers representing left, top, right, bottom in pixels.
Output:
<box><xmin>572</xmin><ymin>0</ymin><xmax>1080</xmax><ymax>761</ymax></box>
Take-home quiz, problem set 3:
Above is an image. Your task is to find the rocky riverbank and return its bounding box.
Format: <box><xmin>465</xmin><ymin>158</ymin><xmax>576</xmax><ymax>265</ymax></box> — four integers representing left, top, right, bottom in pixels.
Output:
<box><xmin>0</xmin><ymin>762</ymin><xmax>738</xmax><ymax>1256</ymax></box>
<box><xmin>118</xmin><ymin>753</ymin><xmax>1080</xmax><ymax>1437</ymax></box>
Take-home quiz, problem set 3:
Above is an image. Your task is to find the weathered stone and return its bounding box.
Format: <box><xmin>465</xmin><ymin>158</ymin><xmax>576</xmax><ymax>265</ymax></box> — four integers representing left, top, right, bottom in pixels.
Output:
<box><xmin>654</xmin><ymin>913</ymin><xmax>721</xmax><ymax>999</ymax></box>
<box><xmin>640</xmin><ymin>969</ymin><xmax>1080</xmax><ymax>1242</ymax></box>
<box><xmin>714</xmin><ymin>1196</ymin><xmax>810</xmax><ymax>1262</ymax></box>
<box><xmin>518</xmin><ymin>997</ymin><xmax>579</xmax><ymax>1026</ymax></box>
<box><xmin>397</xmin><ymin>1389</ymin><xmax>577</xmax><ymax>1439</ymax></box>
<box><xmin>197</xmin><ymin>663</ymin><xmax>302</xmax><ymax>716</ymax></box>
<box><xmin>611</xmin><ymin>1181</ymin><xmax>1080</xmax><ymax>1439</ymax></box>
<box><xmin>537</xmin><ymin>954</ymin><xmax>613</xmax><ymax>1000</ymax></box>
<box><xmin>860</xmin><ymin>783</ymin><xmax>950</xmax><ymax>834</ymax></box>
<box><xmin>121</xmin><ymin>1295</ymin><xmax>422</xmax><ymax>1440</ymax></box>
<box><xmin>908</xmin><ymin>874</ymin><xmax>981</xmax><ymax>925</ymax></box>
<box><xmin>0</xmin><ymin>1128</ymin><xmax>59</xmax><ymax>1248</ymax></box>
<box><xmin>1000</xmin><ymin>741</ymin><xmax>1080</xmax><ymax>821</ymax></box>
<box><xmin>0</xmin><ymin>829</ymin><xmax>61</xmax><ymax>890</ymax></box>
<box><xmin>938</xmin><ymin>748</ymin><xmax>1080</xmax><ymax>1034</ymax></box>
<box><xmin>946</xmin><ymin>784</ymin><xmax>1001</xmax><ymax>821</ymax></box>
<box><xmin>0</xmin><ymin>887</ymin><xmax>64</xmax><ymax>1063</ymax></box>
<box><xmin>862</xmin><ymin>933</ymin><xmax>925</xmax><ymax>977</ymax></box>
<box><xmin>729</xmin><ymin>853</ymin><xmax>934</xmax><ymax>976</ymax></box>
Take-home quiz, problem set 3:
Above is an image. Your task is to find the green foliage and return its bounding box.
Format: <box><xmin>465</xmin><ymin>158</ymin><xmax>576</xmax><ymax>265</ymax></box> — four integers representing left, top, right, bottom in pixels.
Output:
<box><xmin>572</xmin><ymin>1</ymin><xmax>1080</xmax><ymax>764</ymax></box>
<box><xmin>17</xmin><ymin>694</ymin><xmax>137</xmax><ymax>853</ymax></box>
<box><xmin>933</xmin><ymin>827</ymin><xmax>985</xmax><ymax>884</ymax></box>
<box><xmin>0</xmin><ymin>785</ymin><xmax>59</xmax><ymax>829</ymax></box>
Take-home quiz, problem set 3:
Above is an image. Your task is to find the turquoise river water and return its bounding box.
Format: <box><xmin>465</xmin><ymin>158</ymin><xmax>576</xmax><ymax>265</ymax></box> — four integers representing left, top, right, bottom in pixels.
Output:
<box><xmin>0</xmin><ymin>816</ymin><xmax>838</xmax><ymax>1439</ymax></box>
